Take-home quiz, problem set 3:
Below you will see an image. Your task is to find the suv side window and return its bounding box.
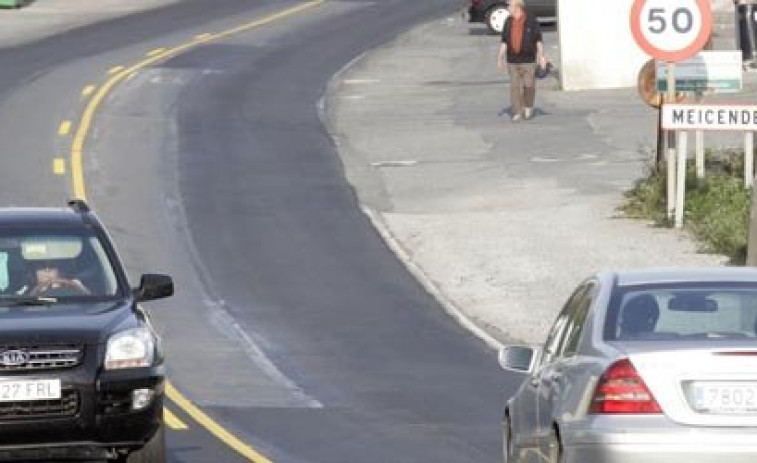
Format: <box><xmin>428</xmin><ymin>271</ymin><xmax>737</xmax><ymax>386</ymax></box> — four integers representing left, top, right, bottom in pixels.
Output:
<box><xmin>559</xmin><ymin>282</ymin><xmax>597</xmax><ymax>357</ymax></box>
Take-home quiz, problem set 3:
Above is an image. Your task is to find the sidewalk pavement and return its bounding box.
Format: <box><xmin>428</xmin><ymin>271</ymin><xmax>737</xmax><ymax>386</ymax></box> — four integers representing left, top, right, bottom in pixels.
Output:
<box><xmin>0</xmin><ymin>0</ymin><xmax>177</xmax><ymax>49</ymax></box>
<box><xmin>326</xmin><ymin>15</ymin><xmax>757</xmax><ymax>345</ymax></box>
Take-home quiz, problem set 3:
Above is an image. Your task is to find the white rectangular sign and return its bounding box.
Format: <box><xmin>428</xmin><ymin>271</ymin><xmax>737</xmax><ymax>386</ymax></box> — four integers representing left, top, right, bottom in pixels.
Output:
<box><xmin>657</xmin><ymin>51</ymin><xmax>743</xmax><ymax>93</ymax></box>
<box><xmin>662</xmin><ymin>104</ymin><xmax>757</xmax><ymax>131</ymax></box>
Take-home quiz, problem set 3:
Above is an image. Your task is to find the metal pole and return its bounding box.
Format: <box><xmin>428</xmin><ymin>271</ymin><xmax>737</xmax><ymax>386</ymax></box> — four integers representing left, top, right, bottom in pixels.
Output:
<box><xmin>696</xmin><ymin>130</ymin><xmax>705</xmax><ymax>179</ymax></box>
<box><xmin>695</xmin><ymin>90</ymin><xmax>705</xmax><ymax>180</ymax></box>
<box><xmin>746</xmin><ymin>132</ymin><xmax>755</xmax><ymax>188</ymax></box>
<box><xmin>675</xmin><ymin>131</ymin><xmax>688</xmax><ymax>228</ymax></box>
<box><xmin>666</xmin><ymin>62</ymin><xmax>677</xmax><ymax>220</ymax></box>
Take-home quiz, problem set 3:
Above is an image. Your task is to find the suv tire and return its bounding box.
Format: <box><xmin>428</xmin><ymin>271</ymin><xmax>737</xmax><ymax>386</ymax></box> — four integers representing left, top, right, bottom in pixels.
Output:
<box><xmin>122</xmin><ymin>424</ymin><xmax>166</xmax><ymax>463</ymax></box>
<box><xmin>485</xmin><ymin>4</ymin><xmax>509</xmax><ymax>34</ymax></box>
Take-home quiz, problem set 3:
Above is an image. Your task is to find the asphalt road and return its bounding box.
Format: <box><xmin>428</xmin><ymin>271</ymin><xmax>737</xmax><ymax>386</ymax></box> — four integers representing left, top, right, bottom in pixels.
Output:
<box><xmin>0</xmin><ymin>1</ymin><xmax>522</xmax><ymax>461</ymax></box>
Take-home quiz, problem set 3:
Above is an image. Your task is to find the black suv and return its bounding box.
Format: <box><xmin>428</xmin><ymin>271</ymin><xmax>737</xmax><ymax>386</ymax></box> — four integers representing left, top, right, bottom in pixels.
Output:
<box><xmin>0</xmin><ymin>200</ymin><xmax>173</xmax><ymax>462</ymax></box>
<box><xmin>468</xmin><ymin>0</ymin><xmax>556</xmax><ymax>34</ymax></box>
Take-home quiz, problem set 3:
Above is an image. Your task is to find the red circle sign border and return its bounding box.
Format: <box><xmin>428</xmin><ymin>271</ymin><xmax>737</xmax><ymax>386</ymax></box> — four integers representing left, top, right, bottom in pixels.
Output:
<box><xmin>630</xmin><ymin>0</ymin><xmax>712</xmax><ymax>62</ymax></box>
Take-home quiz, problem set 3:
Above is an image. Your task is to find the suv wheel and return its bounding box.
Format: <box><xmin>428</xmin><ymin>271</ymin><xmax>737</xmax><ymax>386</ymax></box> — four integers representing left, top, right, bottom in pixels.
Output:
<box><xmin>122</xmin><ymin>424</ymin><xmax>166</xmax><ymax>463</ymax></box>
<box><xmin>485</xmin><ymin>4</ymin><xmax>509</xmax><ymax>34</ymax></box>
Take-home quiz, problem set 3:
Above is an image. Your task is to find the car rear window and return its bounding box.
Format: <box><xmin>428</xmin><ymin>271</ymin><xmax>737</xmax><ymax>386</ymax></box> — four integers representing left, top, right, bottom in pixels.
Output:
<box><xmin>604</xmin><ymin>284</ymin><xmax>757</xmax><ymax>341</ymax></box>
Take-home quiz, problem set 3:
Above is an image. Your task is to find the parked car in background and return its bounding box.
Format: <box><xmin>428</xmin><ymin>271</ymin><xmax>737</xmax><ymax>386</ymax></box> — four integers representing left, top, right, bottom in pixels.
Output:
<box><xmin>499</xmin><ymin>268</ymin><xmax>757</xmax><ymax>462</ymax></box>
<box><xmin>468</xmin><ymin>0</ymin><xmax>556</xmax><ymax>34</ymax></box>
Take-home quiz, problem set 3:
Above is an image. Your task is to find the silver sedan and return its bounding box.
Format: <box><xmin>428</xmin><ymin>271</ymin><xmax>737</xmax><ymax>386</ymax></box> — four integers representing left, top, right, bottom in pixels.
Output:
<box><xmin>499</xmin><ymin>268</ymin><xmax>757</xmax><ymax>463</ymax></box>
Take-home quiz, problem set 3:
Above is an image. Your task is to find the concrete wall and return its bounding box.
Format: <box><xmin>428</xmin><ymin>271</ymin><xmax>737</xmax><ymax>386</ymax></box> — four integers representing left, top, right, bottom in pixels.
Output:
<box><xmin>558</xmin><ymin>0</ymin><xmax>736</xmax><ymax>91</ymax></box>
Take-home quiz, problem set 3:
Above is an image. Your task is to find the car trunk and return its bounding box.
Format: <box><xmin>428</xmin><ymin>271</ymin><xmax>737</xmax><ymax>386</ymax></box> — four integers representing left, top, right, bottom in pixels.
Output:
<box><xmin>618</xmin><ymin>343</ymin><xmax>757</xmax><ymax>427</ymax></box>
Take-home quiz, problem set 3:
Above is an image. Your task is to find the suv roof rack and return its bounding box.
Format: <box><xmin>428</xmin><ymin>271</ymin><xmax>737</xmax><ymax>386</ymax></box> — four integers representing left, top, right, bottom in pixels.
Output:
<box><xmin>67</xmin><ymin>199</ymin><xmax>91</xmax><ymax>214</ymax></box>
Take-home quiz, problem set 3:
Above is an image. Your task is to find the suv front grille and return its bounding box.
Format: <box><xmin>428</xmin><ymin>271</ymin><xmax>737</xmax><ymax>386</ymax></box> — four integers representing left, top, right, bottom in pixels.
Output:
<box><xmin>0</xmin><ymin>345</ymin><xmax>83</xmax><ymax>372</ymax></box>
<box><xmin>0</xmin><ymin>389</ymin><xmax>79</xmax><ymax>420</ymax></box>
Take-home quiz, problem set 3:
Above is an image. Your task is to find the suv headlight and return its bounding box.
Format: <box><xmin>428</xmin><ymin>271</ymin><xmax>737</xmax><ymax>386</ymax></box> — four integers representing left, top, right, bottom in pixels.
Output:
<box><xmin>104</xmin><ymin>327</ymin><xmax>155</xmax><ymax>370</ymax></box>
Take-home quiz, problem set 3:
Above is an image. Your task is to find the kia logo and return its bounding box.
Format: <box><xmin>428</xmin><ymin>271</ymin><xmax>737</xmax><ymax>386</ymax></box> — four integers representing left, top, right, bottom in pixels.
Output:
<box><xmin>0</xmin><ymin>350</ymin><xmax>29</xmax><ymax>367</ymax></box>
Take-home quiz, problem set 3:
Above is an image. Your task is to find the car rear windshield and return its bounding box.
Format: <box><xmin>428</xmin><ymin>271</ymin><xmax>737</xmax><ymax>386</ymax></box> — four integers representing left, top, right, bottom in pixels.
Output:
<box><xmin>604</xmin><ymin>283</ymin><xmax>757</xmax><ymax>342</ymax></box>
<box><xmin>0</xmin><ymin>230</ymin><xmax>121</xmax><ymax>304</ymax></box>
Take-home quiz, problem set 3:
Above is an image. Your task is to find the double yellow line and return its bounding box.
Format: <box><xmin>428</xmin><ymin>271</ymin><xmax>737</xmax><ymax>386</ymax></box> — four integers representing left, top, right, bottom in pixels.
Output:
<box><xmin>64</xmin><ymin>2</ymin><xmax>325</xmax><ymax>461</ymax></box>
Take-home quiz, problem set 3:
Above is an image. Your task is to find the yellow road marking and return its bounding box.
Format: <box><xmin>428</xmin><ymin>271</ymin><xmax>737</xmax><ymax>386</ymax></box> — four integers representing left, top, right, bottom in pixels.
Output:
<box><xmin>166</xmin><ymin>383</ymin><xmax>272</xmax><ymax>463</ymax></box>
<box><xmin>67</xmin><ymin>3</ymin><xmax>325</xmax><ymax>460</ymax></box>
<box><xmin>58</xmin><ymin>120</ymin><xmax>72</xmax><ymax>136</ymax></box>
<box><xmin>70</xmin><ymin>0</ymin><xmax>324</xmax><ymax>200</ymax></box>
<box><xmin>147</xmin><ymin>48</ymin><xmax>167</xmax><ymax>57</ymax></box>
<box><xmin>81</xmin><ymin>85</ymin><xmax>96</xmax><ymax>98</ymax></box>
<box><xmin>164</xmin><ymin>407</ymin><xmax>189</xmax><ymax>430</ymax></box>
<box><xmin>53</xmin><ymin>158</ymin><xmax>66</xmax><ymax>175</ymax></box>
<box><xmin>108</xmin><ymin>66</ymin><xmax>125</xmax><ymax>75</ymax></box>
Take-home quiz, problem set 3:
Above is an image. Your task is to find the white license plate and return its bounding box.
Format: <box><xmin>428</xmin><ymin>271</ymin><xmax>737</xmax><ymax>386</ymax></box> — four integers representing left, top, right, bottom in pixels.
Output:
<box><xmin>692</xmin><ymin>383</ymin><xmax>757</xmax><ymax>414</ymax></box>
<box><xmin>0</xmin><ymin>379</ymin><xmax>61</xmax><ymax>402</ymax></box>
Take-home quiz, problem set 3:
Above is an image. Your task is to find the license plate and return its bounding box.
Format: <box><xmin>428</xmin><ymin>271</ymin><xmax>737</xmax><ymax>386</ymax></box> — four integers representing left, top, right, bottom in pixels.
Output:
<box><xmin>0</xmin><ymin>379</ymin><xmax>61</xmax><ymax>402</ymax></box>
<box><xmin>692</xmin><ymin>383</ymin><xmax>757</xmax><ymax>414</ymax></box>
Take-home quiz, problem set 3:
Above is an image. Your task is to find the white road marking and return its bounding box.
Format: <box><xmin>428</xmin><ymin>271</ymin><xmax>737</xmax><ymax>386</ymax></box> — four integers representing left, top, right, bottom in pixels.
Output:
<box><xmin>343</xmin><ymin>78</ymin><xmax>380</xmax><ymax>85</ymax></box>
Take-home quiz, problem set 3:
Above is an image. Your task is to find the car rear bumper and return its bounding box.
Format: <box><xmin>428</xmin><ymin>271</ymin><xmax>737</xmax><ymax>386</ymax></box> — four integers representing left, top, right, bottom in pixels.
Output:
<box><xmin>565</xmin><ymin>429</ymin><xmax>757</xmax><ymax>463</ymax></box>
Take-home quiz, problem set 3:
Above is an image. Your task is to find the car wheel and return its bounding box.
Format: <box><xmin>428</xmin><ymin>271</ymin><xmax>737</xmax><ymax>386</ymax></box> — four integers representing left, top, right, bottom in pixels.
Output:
<box><xmin>122</xmin><ymin>424</ymin><xmax>166</xmax><ymax>463</ymax></box>
<box><xmin>485</xmin><ymin>4</ymin><xmax>509</xmax><ymax>34</ymax></box>
<box><xmin>547</xmin><ymin>427</ymin><xmax>564</xmax><ymax>463</ymax></box>
<box><xmin>502</xmin><ymin>414</ymin><xmax>516</xmax><ymax>463</ymax></box>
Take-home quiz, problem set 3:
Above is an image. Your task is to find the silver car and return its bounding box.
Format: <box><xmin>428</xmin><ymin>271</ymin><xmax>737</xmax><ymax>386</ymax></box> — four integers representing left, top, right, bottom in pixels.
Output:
<box><xmin>499</xmin><ymin>268</ymin><xmax>757</xmax><ymax>463</ymax></box>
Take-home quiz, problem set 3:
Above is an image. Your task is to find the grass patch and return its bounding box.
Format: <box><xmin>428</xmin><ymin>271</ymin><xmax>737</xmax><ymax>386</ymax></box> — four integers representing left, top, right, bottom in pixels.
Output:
<box><xmin>621</xmin><ymin>150</ymin><xmax>751</xmax><ymax>264</ymax></box>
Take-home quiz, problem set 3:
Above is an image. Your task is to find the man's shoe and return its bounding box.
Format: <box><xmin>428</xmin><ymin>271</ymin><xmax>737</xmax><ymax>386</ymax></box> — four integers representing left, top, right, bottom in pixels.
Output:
<box><xmin>524</xmin><ymin>108</ymin><xmax>534</xmax><ymax>120</ymax></box>
<box><xmin>512</xmin><ymin>114</ymin><xmax>523</xmax><ymax>122</ymax></box>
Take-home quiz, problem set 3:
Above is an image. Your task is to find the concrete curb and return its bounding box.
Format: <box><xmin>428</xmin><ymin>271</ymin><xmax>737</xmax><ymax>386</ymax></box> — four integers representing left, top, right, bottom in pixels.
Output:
<box><xmin>320</xmin><ymin>47</ymin><xmax>506</xmax><ymax>352</ymax></box>
<box><xmin>360</xmin><ymin>206</ymin><xmax>505</xmax><ymax>351</ymax></box>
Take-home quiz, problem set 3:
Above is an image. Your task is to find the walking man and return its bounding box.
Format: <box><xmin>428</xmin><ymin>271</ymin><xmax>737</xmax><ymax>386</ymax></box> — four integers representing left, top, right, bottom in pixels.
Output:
<box><xmin>497</xmin><ymin>0</ymin><xmax>546</xmax><ymax>121</ymax></box>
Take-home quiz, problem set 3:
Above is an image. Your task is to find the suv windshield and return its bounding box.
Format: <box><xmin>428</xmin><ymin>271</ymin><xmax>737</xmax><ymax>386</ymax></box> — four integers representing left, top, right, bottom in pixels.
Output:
<box><xmin>605</xmin><ymin>283</ymin><xmax>757</xmax><ymax>342</ymax></box>
<box><xmin>0</xmin><ymin>230</ymin><xmax>120</xmax><ymax>305</ymax></box>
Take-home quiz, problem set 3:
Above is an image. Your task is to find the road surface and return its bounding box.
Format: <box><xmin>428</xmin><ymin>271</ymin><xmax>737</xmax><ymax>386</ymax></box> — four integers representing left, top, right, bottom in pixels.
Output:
<box><xmin>0</xmin><ymin>1</ymin><xmax>522</xmax><ymax>461</ymax></box>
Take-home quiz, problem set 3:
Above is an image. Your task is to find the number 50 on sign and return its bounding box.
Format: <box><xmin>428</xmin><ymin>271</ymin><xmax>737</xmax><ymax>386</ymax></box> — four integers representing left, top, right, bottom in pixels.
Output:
<box><xmin>631</xmin><ymin>0</ymin><xmax>712</xmax><ymax>62</ymax></box>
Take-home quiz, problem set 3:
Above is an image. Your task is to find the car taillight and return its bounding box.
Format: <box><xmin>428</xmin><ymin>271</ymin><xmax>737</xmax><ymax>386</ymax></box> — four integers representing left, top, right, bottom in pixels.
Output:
<box><xmin>589</xmin><ymin>359</ymin><xmax>662</xmax><ymax>414</ymax></box>
<box><xmin>471</xmin><ymin>0</ymin><xmax>482</xmax><ymax>5</ymax></box>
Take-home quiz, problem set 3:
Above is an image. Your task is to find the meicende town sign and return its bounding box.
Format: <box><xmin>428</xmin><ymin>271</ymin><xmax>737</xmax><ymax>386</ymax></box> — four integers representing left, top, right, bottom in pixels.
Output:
<box><xmin>663</xmin><ymin>104</ymin><xmax>757</xmax><ymax>131</ymax></box>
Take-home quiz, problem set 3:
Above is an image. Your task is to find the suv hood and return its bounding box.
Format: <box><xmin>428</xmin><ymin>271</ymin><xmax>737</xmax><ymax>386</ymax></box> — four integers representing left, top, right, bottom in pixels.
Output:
<box><xmin>0</xmin><ymin>300</ymin><xmax>136</xmax><ymax>346</ymax></box>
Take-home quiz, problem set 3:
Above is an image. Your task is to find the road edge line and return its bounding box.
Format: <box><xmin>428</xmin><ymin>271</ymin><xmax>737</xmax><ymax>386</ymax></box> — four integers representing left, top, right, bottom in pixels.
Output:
<box><xmin>166</xmin><ymin>382</ymin><xmax>272</xmax><ymax>463</ymax></box>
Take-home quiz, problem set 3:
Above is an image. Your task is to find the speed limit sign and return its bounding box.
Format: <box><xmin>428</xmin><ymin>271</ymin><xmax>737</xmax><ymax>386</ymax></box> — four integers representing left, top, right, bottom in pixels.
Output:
<box><xmin>630</xmin><ymin>0</ymin><xmax>712</xmax><ymax>62</ymax></box>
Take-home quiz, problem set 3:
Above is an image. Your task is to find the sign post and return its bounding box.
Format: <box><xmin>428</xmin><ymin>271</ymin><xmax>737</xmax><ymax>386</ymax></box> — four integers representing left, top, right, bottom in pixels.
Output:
<box><xmin>662</xmin><ymin>103</ymin><xmax>757</xmax><ymax>189</ymax></box>
<box><xmin>631</xmin><ymin>0</ymin><xmax>712</xmax><ymax>228</ymax></box>
<box><xmin>667</xmin><ymin>63</ymin><xmax>677</xmax><ymax>221</ymax></box>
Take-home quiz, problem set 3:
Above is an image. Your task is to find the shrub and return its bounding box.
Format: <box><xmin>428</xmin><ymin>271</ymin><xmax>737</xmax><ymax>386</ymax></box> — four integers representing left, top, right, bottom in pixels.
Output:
<box><xmin>621</xmin><ymin>151</ymin><xmax>751</xmax><ymax>264</ymax></box>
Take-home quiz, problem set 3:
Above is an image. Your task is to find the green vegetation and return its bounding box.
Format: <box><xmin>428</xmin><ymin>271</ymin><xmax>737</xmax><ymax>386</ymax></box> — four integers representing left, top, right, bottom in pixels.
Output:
<box><xmin>621</xmin><ymin>150</ymin><xmax>751</xmax><ymax>264</ymax></box>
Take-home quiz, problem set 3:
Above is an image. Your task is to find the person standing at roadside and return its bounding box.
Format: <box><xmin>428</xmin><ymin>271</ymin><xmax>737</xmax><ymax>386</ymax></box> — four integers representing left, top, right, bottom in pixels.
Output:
<box><xmin>497</xmin><ymin>0</ymin><xmax>546</xmax><ymax>121</ymax></box>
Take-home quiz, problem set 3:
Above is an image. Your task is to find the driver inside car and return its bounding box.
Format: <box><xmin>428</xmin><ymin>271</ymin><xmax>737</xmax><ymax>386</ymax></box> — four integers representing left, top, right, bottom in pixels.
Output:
<box><xmin>26</xmin><ymin>260</ymin><xmax>90</xmax><ymax>297</ymax></box>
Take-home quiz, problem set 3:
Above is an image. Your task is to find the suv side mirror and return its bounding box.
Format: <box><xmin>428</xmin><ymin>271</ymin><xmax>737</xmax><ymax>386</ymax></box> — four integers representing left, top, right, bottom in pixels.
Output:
<box><xmin>134</xmin><ymin>274</ymin><xmax>174</xmax><ymax>302</ymax></box>
<box><xmin>498</xmin><ymin>345</ymin><xmax>541</xmax><ymax>374</ymax></box>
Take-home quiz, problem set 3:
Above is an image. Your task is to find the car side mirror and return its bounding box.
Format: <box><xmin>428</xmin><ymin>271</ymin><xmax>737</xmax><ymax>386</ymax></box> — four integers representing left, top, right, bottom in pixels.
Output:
<box><xmin>134</xmin><ymin>274</ymin><xmax>174</xmax><ymax>302</ymax></box>
<box><xmin>498</xmin><ymin>345</ymin><xmax>541</xmax><ymax>374</ymax></box>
